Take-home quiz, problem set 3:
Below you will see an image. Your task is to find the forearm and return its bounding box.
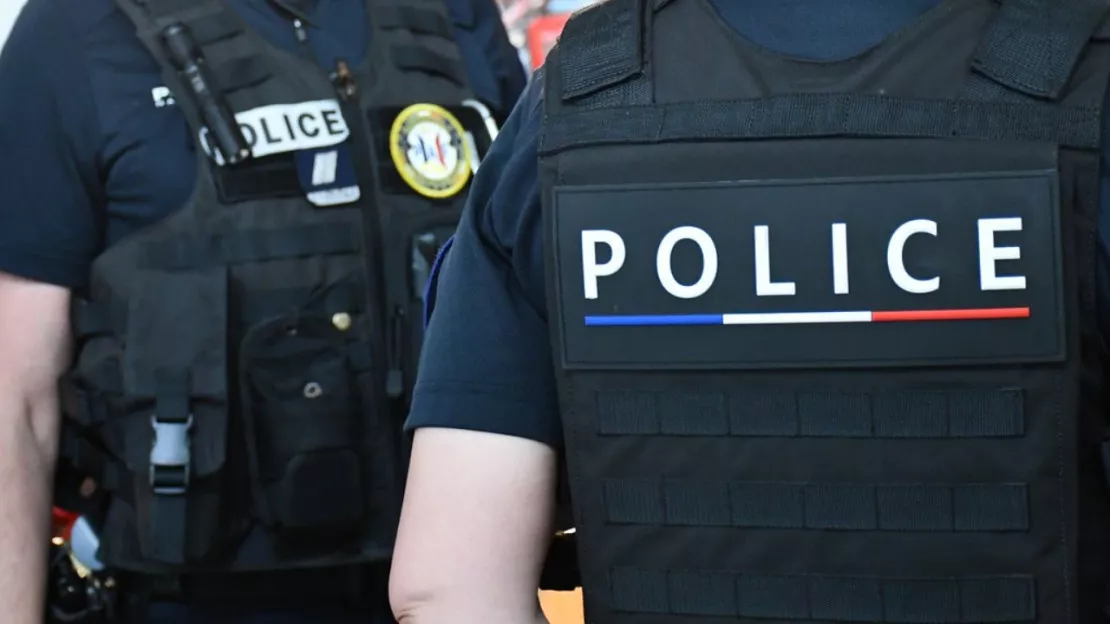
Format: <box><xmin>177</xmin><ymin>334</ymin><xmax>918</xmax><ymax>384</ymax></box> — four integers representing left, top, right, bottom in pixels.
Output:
<box><xmin>395</xmin><ymin>595</ymin><xmax>549</xmax><ymax>624</ymax></box>
<box><xmin>0</xmin><ymin>398</ymin><xmax>59</xmax><ymax>624</ymax></box>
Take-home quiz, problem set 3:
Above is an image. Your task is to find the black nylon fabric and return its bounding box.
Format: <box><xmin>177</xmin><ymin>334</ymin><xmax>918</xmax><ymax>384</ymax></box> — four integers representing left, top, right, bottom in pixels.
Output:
<box><xmin>60</xmin><ymin>0</ymin><xmax>477</xmax><ymax>574</ymax></box>
<box><xmin>539</xmin><ymin>0</ymin><xmax>1110</xmax><ymax>622</ymax></box>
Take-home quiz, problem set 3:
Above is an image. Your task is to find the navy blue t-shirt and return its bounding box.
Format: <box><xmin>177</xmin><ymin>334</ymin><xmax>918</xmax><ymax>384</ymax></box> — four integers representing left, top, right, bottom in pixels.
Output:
<box><xmin>0</xmin><ymin>0</ymin><xmax>525</xmax><ymax>289</ymax></box>
<box><xmin>407</xmin><ymin>0</ymin><xmax>1110</xmax><ymax>448</ymax></box>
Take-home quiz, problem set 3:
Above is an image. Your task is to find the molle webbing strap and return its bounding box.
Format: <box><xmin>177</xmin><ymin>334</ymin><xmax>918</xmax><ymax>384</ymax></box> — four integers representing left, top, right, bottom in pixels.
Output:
<box><xmin>538</xmin><ymin>93</ymin><xmax>1103</xmax><ymax>155</ymax></box>
<box><xmin>607</xmin><ymin>567</ymin><xmax>1036</xmax><ymax>622</ymax></box>
<box><xmin>603</xmin><ymin>478</ymin><xmax>1030</xmax><ymax>532</ymax></box>
<box><xmin>145</xmin><ymin>370</ymin><xmax>191</xmax><ymax>563</ymax></box>
<box><xmin>367</xmin><ymin>1</ymin><xmax>475</xmax><ymax>88</ymax></box>
<box><xmin>141</xmin><ymin>223</ymin><xmax>361</xmax><ymax>270</ymax></box>
<box><xmin>186</xmin><ymin>12</ymin><xmax>244</xmax><ymax>45</ymax></box>
<box><xmin>210</xmin><ymin>56</ymin><xmax>272</xmax><ymax>94</ymax></box>
<box><xmin>376</xmin><ymin>5</ymin><xmax>455</xmax><ymax>39</ymax></box>
<box><xmin>211</xmin><ymin>156</ymin><xmax>302</xmax><ymax>202</ymax></box>
<box><xmin>116</xmin><ymin>0</ymin><xmax>278</xmax><ymax>109</ymax></box>
<box><xmin>392</xmin><ymin>45</ymin><xmax>467</xmax><ymax>85</ymax></box>
<box><xmin>594</xmin><ymin>388</ymin><xmax>1025</xmax><ymax>438</ymax></box>
<box><xmin>971</xmin><ymin>0</ymin><xmax>1110</xmax><ymax>100</ymax></box>
<box><xmin>71</xmin><ymin>281</ymin><xmax>363</xmax><ymax>343</ymax></box>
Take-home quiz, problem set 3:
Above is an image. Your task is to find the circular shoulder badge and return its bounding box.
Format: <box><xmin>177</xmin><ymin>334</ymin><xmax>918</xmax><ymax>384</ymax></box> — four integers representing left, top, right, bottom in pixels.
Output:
<box><xmin>389</xmin><ymin>103</ymin><xmax>472</xmax><ymax>199</ymax></box>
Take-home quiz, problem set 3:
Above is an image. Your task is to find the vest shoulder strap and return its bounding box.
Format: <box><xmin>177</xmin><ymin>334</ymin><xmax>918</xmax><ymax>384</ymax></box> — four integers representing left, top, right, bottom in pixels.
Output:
<box><xmin>972</xmin><ymin>0</ymin><xmax>1110</xmax><ymax>100</ymax></box>
<box><xmin>557</xmin><ymin>0</ymin><xmax>647</xmax><ymax>101</ymax></box>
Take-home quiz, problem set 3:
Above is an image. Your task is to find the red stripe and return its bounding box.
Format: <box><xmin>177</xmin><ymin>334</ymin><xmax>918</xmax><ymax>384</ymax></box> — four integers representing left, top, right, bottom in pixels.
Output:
<box><xmin>872</xmin><ymin>307</ymin><xmax>1030</xmax><ymax>322</ymax></box>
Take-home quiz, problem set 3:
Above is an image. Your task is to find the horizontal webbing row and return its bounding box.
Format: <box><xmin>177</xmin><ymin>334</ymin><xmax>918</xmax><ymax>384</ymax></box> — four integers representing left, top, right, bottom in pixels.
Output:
<box><xmin>393</xmin><ymin>44</ymin><xmax>466</xmax><ymax>86</ymax></box>
<box><xmin>377</xmin><ymin>5</ymin><xmax>454</xmax><ymax>39</ymax></box>
<box><xmin>539</xmin><ymin>94</ymin><xmax>1102</xmax><ymax>153</ymax></box>
<box><xmin>213</xmin><ymin>153</ymin><xmax>302</xmax><ymax>203</ymax></box>
<box><xmin>609</xmin><ymin>567</ymin><xmax>1036</xmax><ymax>622</ymax></box>
<box><xmin>595</xmin><ymin>388</ymin><xmax>1024</xmax><ymax>438</ymax></box>
<box><xmin>604</xmin><ymin>479</ymin><xmax>1029</xmax><ymax>532</ymax></box>
<box><xmin>142</xmin><ymin>223</ymin><xmax>361</xmax><ymax>270</ymax></box>
<box><xmin>71</xmin><ymin>280</ymin><xmax>363</xmax><ymax>342</ymax></box>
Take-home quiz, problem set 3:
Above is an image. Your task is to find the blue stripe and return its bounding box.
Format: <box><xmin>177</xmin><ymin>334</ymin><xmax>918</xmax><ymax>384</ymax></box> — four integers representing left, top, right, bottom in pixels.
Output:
<box><xmin>584</xmin><ymin>314</ymin><xmax>724</xmax><ymax>326</ymax></box>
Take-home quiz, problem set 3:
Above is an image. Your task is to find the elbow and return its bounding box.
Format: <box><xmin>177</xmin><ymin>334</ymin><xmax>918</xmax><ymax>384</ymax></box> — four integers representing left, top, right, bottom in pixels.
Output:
<box><xmin>0</xmin><ymin>386</ymin><xmax>61</xmax><ymax>465</ymax></box>
<box><xmin>389</xmin><ymin>562</ymin><xmax>548</xmax><ymax>624</ymax></box>
<box><xmin>388</xmin><ymin>569</ymin><xmax>436</xmax><ymax>624</ymax></box>
<box><xmin>388</xmin><ymin>564</ymin><xmax>480</xmax><ymax>624</ymax></box>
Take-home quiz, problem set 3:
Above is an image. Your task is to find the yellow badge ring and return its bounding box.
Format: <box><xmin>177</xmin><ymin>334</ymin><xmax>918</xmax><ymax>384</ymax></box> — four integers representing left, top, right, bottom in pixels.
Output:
<box><xmin>389</xmin><ymin>103</ymin><xmax>472</xmax><ymax>199</ymax></box>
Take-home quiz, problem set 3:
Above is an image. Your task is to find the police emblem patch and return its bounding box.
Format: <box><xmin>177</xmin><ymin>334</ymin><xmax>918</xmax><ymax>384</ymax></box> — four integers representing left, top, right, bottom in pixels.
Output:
<box><xmin>389</xmin><ymin>103</ymin><xmax>472</xmax><ymax>199</ymax></box>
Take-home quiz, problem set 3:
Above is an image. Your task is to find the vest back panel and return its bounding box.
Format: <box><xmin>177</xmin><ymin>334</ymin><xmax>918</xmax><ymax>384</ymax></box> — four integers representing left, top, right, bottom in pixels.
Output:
<box><xmin>539</xmin><ymin>0</ymin><xmax>1110</xmax><ymax>622</ymax></box>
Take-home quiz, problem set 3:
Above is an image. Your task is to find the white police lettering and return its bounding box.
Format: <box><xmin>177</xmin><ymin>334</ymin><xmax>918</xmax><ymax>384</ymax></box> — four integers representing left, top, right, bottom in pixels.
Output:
<box><xmin>581</xmin><ymin>230</ymin><xmax>626</xmax><ymax>299</ymax></box>
<box><xmin>754</xmin><ymin>225</ymin><xmax>796</xmax><ymax>296</ymax></box>
<box><xmin>978</xmin><ymin>217</ymin><xmax>1027</xmax><ymax>291</ymax></box>
<box><xmin>580</xmin><ymin>217</ymin><xmax>1029</xmax><ymax>300</ymax></box>
<box><xmin>198</xmin><ymin>99</ymin><xmax>349</xmax><ymax>164</ymax></box>
<box><xmin>887</xmin><ymin>219</ymin><xmax>939</xmax><ymax>294</ymax></box>
<box><xmin>656</xmin><ymin>226</ymin><xmax>718</xmax><ymax>299</ymax></box>
<box><xmin>831</xmin><ymin>223</ymin><xmax>850</xmax><ymax>295</ymax></box>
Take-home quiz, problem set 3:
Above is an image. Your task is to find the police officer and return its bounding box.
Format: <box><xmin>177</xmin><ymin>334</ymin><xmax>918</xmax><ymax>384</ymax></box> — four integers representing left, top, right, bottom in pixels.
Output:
<box><xmin>0</xmin><ymin>0</ymin><xmax>524</xmax><ymax>621</ymax></box>
<box><xmin>390</xmin><ymin>0</ymin><xmax>1110</xmax><ymax>622</ymax></box>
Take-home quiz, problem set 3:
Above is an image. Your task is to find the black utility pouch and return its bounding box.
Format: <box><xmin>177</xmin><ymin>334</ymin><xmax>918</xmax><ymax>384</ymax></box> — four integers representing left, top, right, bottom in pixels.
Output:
<box><xmin>119</xmin><ymin>267</ymin><xmax>239</xmax><ymax>566</ymax></box>
<box><xmin>240</xmin><ymin>313</ymin><xmax>365</xmax><ymax>537</ymax></box>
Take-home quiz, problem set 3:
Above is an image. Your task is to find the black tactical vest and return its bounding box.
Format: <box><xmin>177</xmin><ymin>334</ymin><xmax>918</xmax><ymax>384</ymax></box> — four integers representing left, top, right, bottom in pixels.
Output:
<box><xmin>58</xmin><ymin>0</ymin><xmax>490</xmax><ymax>573</ymax></box>
<box><xmin>540</xmin><ymin>0</ymin><xmax>1110</xmax><ymax>622</ymax></box>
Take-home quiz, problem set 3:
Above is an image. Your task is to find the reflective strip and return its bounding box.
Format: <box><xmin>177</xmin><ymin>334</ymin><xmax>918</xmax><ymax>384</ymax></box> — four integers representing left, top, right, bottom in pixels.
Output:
<box><xmin>609</xmin><ymin>567</ymin><xmax>1036</xmax><ymax>622</ymax></box>
<box><xmin>595</xmin><ymin>389</ymin><xmax>1024</xmax><ymax>438</ymax></box>
<box><xmin>603</xmin><ymin>480</ymin><xmax>1030</xmax><ymax>532</ymax></box>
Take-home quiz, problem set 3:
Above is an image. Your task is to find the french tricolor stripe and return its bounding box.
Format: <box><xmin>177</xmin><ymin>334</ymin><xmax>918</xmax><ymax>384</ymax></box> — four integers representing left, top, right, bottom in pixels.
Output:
<box><xmin>584</xmin><ymin>307</ymin><xmax>1030</xmax><ymax>326</ymax></box>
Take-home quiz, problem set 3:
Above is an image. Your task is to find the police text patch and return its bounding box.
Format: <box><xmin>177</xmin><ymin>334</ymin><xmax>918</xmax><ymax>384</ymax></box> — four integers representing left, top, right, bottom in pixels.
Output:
<box><xmin>199</xmin><ymin>99</ymin><xmax>349</xmax><ymax>165</ymax></box>
<box><xmin>549</xmin><ymin>172</ymin><xmax>1064</xmax><ymax>370</ymax></box>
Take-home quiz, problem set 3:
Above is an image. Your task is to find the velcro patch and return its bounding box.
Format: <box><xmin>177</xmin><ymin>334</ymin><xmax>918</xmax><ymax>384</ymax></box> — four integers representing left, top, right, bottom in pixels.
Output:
<box><xmin>549</xmin><ymin>171</ymin><xmax>1065</xmax><ymax>370</ymax></box>
<box><xmin>295</xmin><ymin>145</ymin><xmax>360</xmax><ymax>207</ymax></box>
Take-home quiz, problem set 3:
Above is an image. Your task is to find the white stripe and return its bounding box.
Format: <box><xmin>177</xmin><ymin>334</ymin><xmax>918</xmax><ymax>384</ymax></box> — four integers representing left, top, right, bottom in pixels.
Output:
<box><xmin>722</xmin><ymin>311</ymin><xmax>872</xmax><ymax>325</ymax></box>
<box><xmin>311</xmin><ymin>150</ymin><xmax>338</xmax><ymax>186</ymax></box>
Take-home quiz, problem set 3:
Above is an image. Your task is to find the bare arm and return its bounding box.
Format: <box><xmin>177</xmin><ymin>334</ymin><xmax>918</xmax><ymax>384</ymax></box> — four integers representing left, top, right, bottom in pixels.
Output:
<box><xmin>390</xmin><ymin>427</ymin><xmax>558</xmax><ymax>624</ymax></box>
<box><xmin>0</xmin><ymin>272</ymin><xmax>71</xmax><ymax>623</ymax></box>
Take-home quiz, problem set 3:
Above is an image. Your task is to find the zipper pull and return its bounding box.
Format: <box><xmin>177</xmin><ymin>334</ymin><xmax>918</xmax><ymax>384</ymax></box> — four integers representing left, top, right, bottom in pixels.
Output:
<box><xmin>331</xmin><ymin>60</ymin><xmax>357</xmax><ymax>101</ymax></box>
<box><xmin>386</xmin><ymin>307</ymin><xmax>404</xmax><ymax>399</ymax></box>
<box><xmin>292</xmin><ymin>18</ymin><xmax>308</xmax><ymax>44</ymax></box>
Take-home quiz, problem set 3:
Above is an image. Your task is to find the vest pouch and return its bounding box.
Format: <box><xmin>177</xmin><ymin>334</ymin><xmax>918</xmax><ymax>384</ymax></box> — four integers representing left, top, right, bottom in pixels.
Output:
<box><xmin>239</xmin><ymin>313</ymin><xmax>365</xmax><ymax>539</ymax></box>
<box><xmin>115</xmin><ymin>267</ymin><xmax>238</xmax><ymax>566</ymax></box>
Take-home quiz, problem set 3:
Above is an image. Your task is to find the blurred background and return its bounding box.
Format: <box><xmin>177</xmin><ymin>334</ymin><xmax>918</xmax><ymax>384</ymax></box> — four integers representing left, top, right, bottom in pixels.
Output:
<box><xmin>0</xmin><ymin>0</ymin><xmax>23</xmax><ymax>46</ymax></box>
<box><xmin>496</xmin><ymin>0</ymin><xmax>599</xmax><ymax>71</ymax></box>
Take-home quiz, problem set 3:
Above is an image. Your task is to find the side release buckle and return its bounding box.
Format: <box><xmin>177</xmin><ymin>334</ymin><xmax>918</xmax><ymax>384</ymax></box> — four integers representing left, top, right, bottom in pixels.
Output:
<box><xmin>149</xmin><ymin>414</ymin><xmax>194</xmax><ymax>495</ymax></box>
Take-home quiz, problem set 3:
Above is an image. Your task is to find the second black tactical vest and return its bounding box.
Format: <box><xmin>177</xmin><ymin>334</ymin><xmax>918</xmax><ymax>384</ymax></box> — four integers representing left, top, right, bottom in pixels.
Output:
<box><xmin>540</xmin><ymin>0</ymin><xmax>1110</xmax><ymax>622</ymax></box>
<box><xmin>59</xmin><ymin>0</ymin><xmax>492</xmax><ymax>573</ymax></box>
